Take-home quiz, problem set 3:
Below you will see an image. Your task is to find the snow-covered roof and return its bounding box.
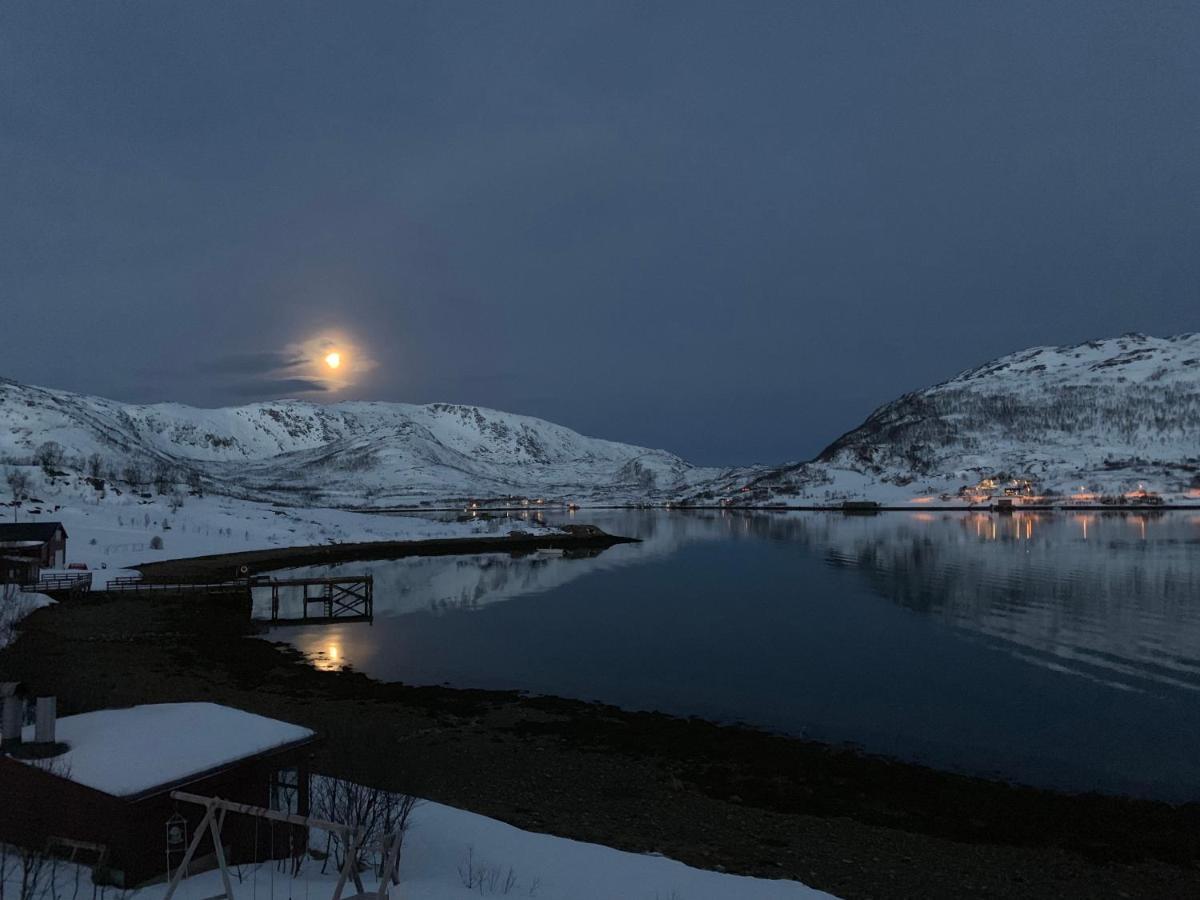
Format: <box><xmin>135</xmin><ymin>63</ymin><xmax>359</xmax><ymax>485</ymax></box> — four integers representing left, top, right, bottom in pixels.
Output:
<box><xmin>20</xmin><ymin>703</ymin><xmax>315</xmax><ymax>798</ymax></box>
<box><xmin>0</xmin><ymin>522</ymin><xmax>67</xmax><ymax>542</ymax></box>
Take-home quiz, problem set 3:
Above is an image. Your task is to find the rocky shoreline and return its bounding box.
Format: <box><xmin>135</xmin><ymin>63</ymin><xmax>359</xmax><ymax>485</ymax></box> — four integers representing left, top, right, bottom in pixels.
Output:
<box><xmin>2</xmin><ymin>533</ymin><xmax>1199</xmax><ymax>899</ymax></box>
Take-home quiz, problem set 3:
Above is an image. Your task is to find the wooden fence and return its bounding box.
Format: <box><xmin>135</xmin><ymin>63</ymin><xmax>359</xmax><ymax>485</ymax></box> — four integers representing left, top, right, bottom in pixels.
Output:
<box><xmin>22</xmin><ymin>572</ymin><xmax>92</xmax><ymax>595</ymax></box>
<box><xmin>104</xmin><ymin>576</ymin><xmax>247</xmax><ymax>596</ymax></box>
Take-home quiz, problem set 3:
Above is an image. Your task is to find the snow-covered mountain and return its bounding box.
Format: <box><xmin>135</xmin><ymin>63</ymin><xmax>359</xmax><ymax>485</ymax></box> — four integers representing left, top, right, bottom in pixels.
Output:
<box><xmin>708</xmin><ymin>332</ymin><xmax>1200</xmax><ymax>506</ymax></box>
<box><xmin>4</xmin><ymin>332</ymin><xmax>1200</xmax><ymax>509</ymax></box>
<box><xmin>0</xmin><ymin>380</ymin><xmax>728</xmax><ymax>506</ymax></box>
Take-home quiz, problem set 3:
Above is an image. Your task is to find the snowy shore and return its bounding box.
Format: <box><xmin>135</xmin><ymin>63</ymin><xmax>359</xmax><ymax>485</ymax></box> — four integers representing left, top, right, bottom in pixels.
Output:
<box><xmin>3</xmin><ymin>799</ymin><xmax>833</xmax><ymax>900</ymax></box>
<box><xmin>8</xmin><ymin>489</ymin><xmax>555</xmax><ymax>576</ymax></box>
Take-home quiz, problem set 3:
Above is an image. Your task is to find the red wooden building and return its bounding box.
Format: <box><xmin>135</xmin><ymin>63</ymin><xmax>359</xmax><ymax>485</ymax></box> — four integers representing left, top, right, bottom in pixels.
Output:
<box><xmin>0</xmin><ymin>522</ymin><xmax>68</xmax><ymax>568</ymax></box>
<box><xmin>0</xmin><ymin>702</ymin><xmax>317</xmax><ymax>886</ymax></box>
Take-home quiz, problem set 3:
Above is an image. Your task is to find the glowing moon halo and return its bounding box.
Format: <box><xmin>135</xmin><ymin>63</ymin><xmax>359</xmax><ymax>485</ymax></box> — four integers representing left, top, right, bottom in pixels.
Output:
<box><xmin>325</xmin><ymin>351</ymin><xmax>341</xmax><ymax>369</ymax></box>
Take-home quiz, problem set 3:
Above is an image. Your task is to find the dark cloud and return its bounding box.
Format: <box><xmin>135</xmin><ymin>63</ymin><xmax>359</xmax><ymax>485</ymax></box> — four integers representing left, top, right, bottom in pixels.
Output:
<box><xmin>201</xmin><ymin>352</ymin><xmax>309</xmax><ymax>376</ymax></box>
<box><xmin>228</xmin><ymin>378</ymin><xmax>329</xmax><ymax>398</ymax></box>
<box><xmin>2</xmin><ymin>2</ymin><xmax>1198</xmax><ymax>463</ymax></box>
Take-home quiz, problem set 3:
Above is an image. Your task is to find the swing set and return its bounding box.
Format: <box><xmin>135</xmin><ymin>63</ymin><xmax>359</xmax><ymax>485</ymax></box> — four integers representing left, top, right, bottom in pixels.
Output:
<box><xmin>162</xmin><ymin>790</ymin><xmax>405</xmax><ymax>900</ymax></box>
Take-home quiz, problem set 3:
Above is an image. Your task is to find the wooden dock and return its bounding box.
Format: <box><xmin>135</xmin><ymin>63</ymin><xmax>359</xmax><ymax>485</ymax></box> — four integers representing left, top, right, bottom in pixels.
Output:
<box><xmin>263</xmin><ymin>575</ymin><xmax>373</xmax><ymax>625</ymax></box>
<box><xmin>103</xmin><ymin>574</ymin><xmax>374</xmax><ymax>626</ymax></box>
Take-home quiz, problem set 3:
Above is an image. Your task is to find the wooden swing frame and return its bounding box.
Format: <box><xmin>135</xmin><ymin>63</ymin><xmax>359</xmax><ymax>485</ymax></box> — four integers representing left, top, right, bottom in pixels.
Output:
<box><xmin>162</xmin><ymin>790</ymin><xmax>405</xmax><ymax>900</ymax></box>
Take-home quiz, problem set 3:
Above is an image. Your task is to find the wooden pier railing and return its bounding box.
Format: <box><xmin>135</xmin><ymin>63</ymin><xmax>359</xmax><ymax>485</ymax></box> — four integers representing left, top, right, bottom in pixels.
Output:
<box><xmin>265</xmin><ymin>575</ymin><xmax>373</xmax><ymax>625</ymax></box>
<box><xmin>101</xmin><ymin>574</ymin><xmax>374</xmax><ymax>625</ymax></box>
<box><xmin>105</xmin><ymin>576</ymin><xmax>247</xmax><ymax>596</ymax></box>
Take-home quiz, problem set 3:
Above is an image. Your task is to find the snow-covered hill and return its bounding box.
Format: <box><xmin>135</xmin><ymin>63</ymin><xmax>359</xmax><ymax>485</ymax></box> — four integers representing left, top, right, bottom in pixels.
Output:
<box><xmin>5</xmin><ymin>332</ymin><xmax>1200</xmax><ymax>510</ymax></box>
<box><xmin>0</xmin><ymin>379</ymin><xmax>727</xmax><ymax>506</ymax></box>
<box><xmin>709</xmin><ymin>332</ymin><xmax>1200</xmax><ymax>506</ymax></box>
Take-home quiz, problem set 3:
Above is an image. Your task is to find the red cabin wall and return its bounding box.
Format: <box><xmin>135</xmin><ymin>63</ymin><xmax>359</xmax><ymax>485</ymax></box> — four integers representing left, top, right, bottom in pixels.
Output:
<box><xmin>0</xmin><ymin>748</ymin><xmax>311</xmax><ymax>886</ymax></box>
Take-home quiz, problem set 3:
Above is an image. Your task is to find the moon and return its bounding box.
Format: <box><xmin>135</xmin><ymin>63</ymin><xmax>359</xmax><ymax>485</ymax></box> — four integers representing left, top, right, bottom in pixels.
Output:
<box><xmin>325</xmin><ymin>351</ymin><xmax>341</xmax><ymax>369</ymax></box>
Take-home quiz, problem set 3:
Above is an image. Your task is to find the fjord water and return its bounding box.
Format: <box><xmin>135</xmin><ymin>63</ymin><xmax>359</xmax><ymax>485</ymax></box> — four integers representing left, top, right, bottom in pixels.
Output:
<box><xmin>266</xmin><ymin>510</ymin><xmax>1200</xmax><ymax>800</ymax></box>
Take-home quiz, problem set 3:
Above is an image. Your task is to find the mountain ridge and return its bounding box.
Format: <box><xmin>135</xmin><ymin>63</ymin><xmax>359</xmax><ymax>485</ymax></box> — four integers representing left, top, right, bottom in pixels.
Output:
<box><xmin>0</xmin><ymin>378</ymin><xmax>727</xmax><ymax>504</ymax></box>
<box><xmin>721</xmin><ymin>331</ymin><xmax>1200</xmax><ymax>506</ymax></box>
<box><xmin>3</xmin><ymin>331</ymin><xmax>1200</xmax><ymax>507</ymax></box>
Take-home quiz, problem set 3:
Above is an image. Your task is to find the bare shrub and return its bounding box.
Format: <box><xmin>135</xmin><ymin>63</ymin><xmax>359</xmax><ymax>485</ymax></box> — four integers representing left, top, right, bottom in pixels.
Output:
<box><xmin>0</xmin><ymin>758</ymin><xmax>77</xmax><ymax>900</ymax></box>
<box><xmin>457</xmin><ymin>847</ymin><xmax>530</xmax><ymax>896</ymax></box>
<box><xmin>149</xmin><ymin>536</ymin><xmax>164</xmax><ymax>550</ymax></box>
<box><xmin>0</xmin><ymin>840</ymin><xmax>52</xmax><ymax>900</ymax></box>
<box><xmin>311</xmin><ymin>777</ymin><xmax>420</xmax><ymax>881</ymax></box>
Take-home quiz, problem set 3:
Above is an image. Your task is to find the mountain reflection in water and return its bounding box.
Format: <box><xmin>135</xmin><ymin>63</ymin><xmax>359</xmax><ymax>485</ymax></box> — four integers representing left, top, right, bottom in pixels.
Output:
<box><xmin>266</xmin><ymin>509</ymin><xmax>1200</xmax><ymax>800</ymax></box>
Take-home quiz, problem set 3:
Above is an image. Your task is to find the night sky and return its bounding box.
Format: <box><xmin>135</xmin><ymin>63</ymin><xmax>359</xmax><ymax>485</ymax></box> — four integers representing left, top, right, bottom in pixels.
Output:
<box><xmin>3</xmin><ymin>2</ymin><xmax>1198</xmax><ymax>465</ymax></box>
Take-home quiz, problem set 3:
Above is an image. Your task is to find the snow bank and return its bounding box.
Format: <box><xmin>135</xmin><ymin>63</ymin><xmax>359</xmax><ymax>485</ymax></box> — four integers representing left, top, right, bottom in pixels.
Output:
<box><xmin>399</xmin><ymin>800</ymin><xmax>835</xmax><ymax>899</ymax></box>
<box><xmin>18</xmin><ymin>703</ymin><xmax>314</xmax><ymax>797</ymax></box>
<box><xmin>2</xmin><ymin>798</ymin><xmax>834</xmax><ymax>899</ymax></box>
<box><xmin>0</xmin><ymin>589</ymin><xmax>54</xmax><ymax>649</ymax></box>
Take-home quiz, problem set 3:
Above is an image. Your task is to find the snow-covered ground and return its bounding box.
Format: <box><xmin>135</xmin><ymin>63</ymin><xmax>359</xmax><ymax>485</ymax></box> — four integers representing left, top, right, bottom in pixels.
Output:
<box><xmin>1</xmin><ymin>466</ymin><xmax>558</xmax><ymax>577</ymax></box>
<box><xmin>2</xmin><ymin>802</ymin><xmax>832</xmax><ymax>900</ymax></box>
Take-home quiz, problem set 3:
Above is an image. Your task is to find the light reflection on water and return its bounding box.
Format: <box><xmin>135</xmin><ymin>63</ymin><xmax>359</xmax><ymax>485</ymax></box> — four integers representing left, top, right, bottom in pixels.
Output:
<box><xmin>265</xmin><ymin>509</ymin><xmax>1200</xmax><ymax>799</ymax></box>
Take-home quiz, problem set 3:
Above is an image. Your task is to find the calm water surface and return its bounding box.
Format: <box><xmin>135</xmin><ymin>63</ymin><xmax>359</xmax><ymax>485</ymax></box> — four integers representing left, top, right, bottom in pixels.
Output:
<box><xmin>263</xmin><ymin>510</ymin><xmax>1200</xmax><ymax>800</ymax></box>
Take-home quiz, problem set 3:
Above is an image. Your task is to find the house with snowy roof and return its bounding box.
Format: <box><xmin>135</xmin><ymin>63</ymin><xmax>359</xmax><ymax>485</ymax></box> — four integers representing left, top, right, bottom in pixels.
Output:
<box><xmin>0</xmin><ymin>702</ymin><xmax>317</xmax><ymax>886</ymax></box>
<box><xmin>0</xmin><ymin>521</ymin><xmax>68</xmax><ymax>568</ymax></box>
